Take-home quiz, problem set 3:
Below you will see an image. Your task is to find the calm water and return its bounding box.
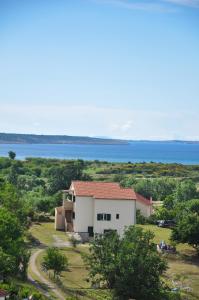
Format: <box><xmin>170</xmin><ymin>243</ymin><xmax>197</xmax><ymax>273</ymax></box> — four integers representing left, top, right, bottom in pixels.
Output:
<box><xmin>0</xmin><ymin>142</ymin><xmax>199</xmax><ymax>164</ymax></box>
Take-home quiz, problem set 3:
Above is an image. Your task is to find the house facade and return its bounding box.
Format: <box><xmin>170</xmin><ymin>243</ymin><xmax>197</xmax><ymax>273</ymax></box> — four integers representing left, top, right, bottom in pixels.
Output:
<box><xmin>55</xmin><ymin>181</ymin><xmax>152</xmax><ymax>238</ymax></box>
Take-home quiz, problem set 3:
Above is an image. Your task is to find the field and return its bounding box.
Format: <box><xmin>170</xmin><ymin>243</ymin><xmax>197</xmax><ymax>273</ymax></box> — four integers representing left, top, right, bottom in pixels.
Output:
<box><xmin>29</xmin><ymin>222</ymin><xmax>199</xmax><ymax>300</ymax></box>
<box><xmin>139</xmin><ymin>225</ymin><xmax>199</xmax><ymax>300</ymax></box>
<box><xmin>29</xmin><ymin>222</ymin><xmax>111</xmax><ymax>299</ymax></box>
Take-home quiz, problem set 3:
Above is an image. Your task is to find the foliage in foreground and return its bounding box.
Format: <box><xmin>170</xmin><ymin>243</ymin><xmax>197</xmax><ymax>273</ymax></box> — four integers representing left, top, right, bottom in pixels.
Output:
<box><xmin>86</xmin><ymin>226</ymin><xmax>168</xmax><ymax>300</ymax></box>
<box><xmin>0</xmin><ymin>281</ymin><xmax>47</xmax><ymax>300</ymax></box>
<box><xmin>171</xmin><ymin>206</ymin><xmax>199</xmax><ymax>255</ymax></box>
<box><xmin>0</xmin><ymin>206</ymin><xmax>30</xmax><ymax>282</ymax></box>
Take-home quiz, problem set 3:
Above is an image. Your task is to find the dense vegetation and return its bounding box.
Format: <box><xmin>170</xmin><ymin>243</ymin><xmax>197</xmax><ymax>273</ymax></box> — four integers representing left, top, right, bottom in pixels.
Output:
<box><xmin>0</xmin><ymin>152</ymin><xmax>199</xmax><ymax>298</ymax></box>
<box><xmin>86</xmin><ymin>227</ymin><xmax>169</xmax><ymax>300</ymax></box>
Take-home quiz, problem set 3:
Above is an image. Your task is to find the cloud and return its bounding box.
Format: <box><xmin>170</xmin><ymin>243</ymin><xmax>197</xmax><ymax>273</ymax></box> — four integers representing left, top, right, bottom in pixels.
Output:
<box><xmin>92</xmin><ymin>0</ymin><xmax>199</xmax><ymax>11</ymax></box>
<box><xmin>164</xmin><ymin>0</ymin><xmax>199</xmax><ymax>8</ymax></box>
<box><xmin>0</xmin><ymin>103</ymin><xmax>199</xmax><ymax>141</ymax></box>
<box><xmin>92</xmin><ymin>0</ymin><xmax>174</xmax><ymax>12</ymax></box>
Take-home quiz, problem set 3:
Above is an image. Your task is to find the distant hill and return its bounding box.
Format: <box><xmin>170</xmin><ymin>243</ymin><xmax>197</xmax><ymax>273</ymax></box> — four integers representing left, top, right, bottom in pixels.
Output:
<box><xmin>0</xmin><ymin>133</ymin><xmax>128</xmax><ymax>145</ymax></box>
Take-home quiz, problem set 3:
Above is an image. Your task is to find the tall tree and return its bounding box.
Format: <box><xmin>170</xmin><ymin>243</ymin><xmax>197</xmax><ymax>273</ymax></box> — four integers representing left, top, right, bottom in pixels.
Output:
<box><xmin>42</xmin><ymin>247</ymin><xmax>68</xmax><ymax>278</ymax></box>
<box><xmin>171</xmin><ymin>200</ymin><xmax>199</xmax><ymax>255</ymax></box>
<box><xmin>8</xmin><ymin>151</ymin><xmax>16</xmax><ymax>160</ymax></box>
<box><xmin>175</xmin><ymin>180</ymin><xmax>197</xmax><ymax>202</ymax></box>
<box><xmin>86</xmin><ymin>227</ymin><xmax>167</xmax><ymax>300</ymax></box>
<box><xmin>0</xmin><ymin>207</ymin><xmax>29</xmax><ymax>281</ymax></box>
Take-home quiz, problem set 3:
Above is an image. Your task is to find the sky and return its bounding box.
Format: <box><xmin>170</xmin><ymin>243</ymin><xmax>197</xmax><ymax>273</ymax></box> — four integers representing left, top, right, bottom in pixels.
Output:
<box><xmin>0</xmin><ymin>0</ymin><xmax>199</xmax><ymax>140</ymax></box>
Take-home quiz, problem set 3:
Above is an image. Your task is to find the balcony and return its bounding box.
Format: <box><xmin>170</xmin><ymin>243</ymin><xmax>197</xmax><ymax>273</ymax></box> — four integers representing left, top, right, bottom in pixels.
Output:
<box><xmin>63</xmin><ymin>199</ymin><xmax>73</xmax><ymax>210</ymax></box>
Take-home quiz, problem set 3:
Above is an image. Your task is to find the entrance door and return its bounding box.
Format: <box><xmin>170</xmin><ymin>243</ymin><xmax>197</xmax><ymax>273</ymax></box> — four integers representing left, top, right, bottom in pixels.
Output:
<box><xmin>88</xmin><ymin>226</ymin><xmax>94</xmax><ymax>237</ymax></box>
<box><xmin>65</xmin><ymin>210</ymin><xmax>72</xmax><ymax>223</ymax></box>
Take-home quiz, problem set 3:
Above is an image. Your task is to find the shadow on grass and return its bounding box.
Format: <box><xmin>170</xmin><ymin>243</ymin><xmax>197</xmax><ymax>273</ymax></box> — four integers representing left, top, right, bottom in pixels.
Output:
<box><xmin>48</xmin><ymin>274</ymin><xmax>111</xmax><ymax>300</ymax></box>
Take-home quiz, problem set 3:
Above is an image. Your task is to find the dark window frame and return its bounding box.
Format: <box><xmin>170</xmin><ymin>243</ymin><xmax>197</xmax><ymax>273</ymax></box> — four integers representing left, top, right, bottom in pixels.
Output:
<box><xmin>104</xmin><ymin>214</ymin><xmax>111</xmax><ymax>221</ymax></box>
<box><xmin>97</xmin><ymin>213</ymin><xmax>111</xmax><ymax>221</ymax></box>
<box><xmin>97</xmin><ymin>213</ymin><xmax>103</xmax><ymax>221</ymax></box>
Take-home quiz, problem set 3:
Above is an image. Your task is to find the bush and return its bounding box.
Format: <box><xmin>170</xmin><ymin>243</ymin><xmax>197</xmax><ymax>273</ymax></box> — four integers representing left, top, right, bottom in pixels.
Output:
<box><xmin>33</xmin><ymin>213</ymin><xmax>52</xmax><ymax>222</ymax></box>
<box><xmin>136</xmin><ymin>209</ymin><xmax>147</xmax><ymax>224</ymax></box>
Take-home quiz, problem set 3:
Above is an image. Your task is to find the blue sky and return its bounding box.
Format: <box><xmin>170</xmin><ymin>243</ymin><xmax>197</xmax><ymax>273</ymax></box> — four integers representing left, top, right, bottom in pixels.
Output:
<box><xmin>0</xmin><ymin>0</ymin><xmax>199</xmax><ymax>140</ymax></box>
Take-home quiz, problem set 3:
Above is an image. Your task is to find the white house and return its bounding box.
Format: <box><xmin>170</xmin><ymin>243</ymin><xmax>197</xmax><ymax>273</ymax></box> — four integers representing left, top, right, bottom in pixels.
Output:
<box><xmin>55</xmin><ymin>181</ymin><xmax>152</xmax><ymax>238</ymax></box>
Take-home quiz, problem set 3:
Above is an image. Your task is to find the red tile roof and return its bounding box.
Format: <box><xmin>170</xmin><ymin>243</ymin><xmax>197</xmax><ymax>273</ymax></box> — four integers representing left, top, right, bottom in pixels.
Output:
<box><xmin>71</xmin><ymin>181</ymin><xmax>151</xmax><ymax>205</ymax></box>
<box><xmin>135</xmin><ymin>192</ymin><xmax>151</xmax><ymax>206</ymax></box>
<box><xmin>0</xmin><ymin>289</ymin><xmax>8</xmax><ymax>296</ymax></box>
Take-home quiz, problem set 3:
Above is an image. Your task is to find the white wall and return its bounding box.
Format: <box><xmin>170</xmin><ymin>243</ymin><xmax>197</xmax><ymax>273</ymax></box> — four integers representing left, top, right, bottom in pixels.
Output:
<box><xmin>94</xmin><ymin>199</ymin><xmax>136</xmax><ymax>236</ymax></box>
<box><xmin>55</xmin><ymin>207</ymin><xmax>65</xmax><ymax>230</ymax></box>
<box><xmin>73</xmin><ymin>196</ymin><xmax>94</xmax><ymax>232</ymax></box>
<box><xmin>136</xmin><ymin>201</ymin><xmax>151</xmax><ymax>218</ymax></box>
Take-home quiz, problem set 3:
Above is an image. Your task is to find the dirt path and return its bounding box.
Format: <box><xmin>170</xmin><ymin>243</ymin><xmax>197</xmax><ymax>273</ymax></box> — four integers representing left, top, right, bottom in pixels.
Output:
<box><xmin>52</xmin><ymin>234</ymin><xmax>71</xmax><ymax>247</ymax></box>
<box><xmin>28</xmin><ymin>233</ymin><xmax>72</xmax><ymax>300</ymax></box>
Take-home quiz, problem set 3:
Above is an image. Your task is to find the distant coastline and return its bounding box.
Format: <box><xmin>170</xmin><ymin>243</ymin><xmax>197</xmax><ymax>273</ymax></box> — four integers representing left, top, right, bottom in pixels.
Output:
<box><xmin>0</xmin><ymin>132</ymin><xmax>128</xmax><ymax>145</ymax></box>
<box><xmin>0</xmin><ymin>133</ymin><xmax>199</xmax><ymax>145</ymax></box>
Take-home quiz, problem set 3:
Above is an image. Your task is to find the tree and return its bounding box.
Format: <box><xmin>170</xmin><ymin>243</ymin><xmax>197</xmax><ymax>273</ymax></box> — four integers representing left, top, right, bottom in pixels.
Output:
<box><xmin>42</xmin><ymin>247</ymin><xmax>68</xmax><ymax>278</ymax></box>
<box><xmin>0</xmin><ymin>247</ymin><xmax>15</xmax><ymax>281</ymax></box>
<box><xmin>0</xmin><ymin>183</ymin><xmax>29</xmax><ymax>226</ymax></box>
<box><xmin>133</xmin><ymin>178</ymin><xmax>177</xmax><ymax>201</ymax></box>
<box><xmin>86</xmin><ymin>227</ymin><xmax>167</xmax><ymax>300</ymax></box>
<box><xmin>0</xmin><ymin>207</ymin><xmax>29</xmax><ymax>281</ymax></box>
<box><xmin>7</xmin><ymin>164</ymin><xmax>18</xmax><ymax>185</ymax></box>
<box><xmin>175</xmin><ymin>180</ymin><xmax>197</xmax><ymax>202</ymax></box>
<box><xmin>171</xmin><ymin>213</ymin><xmax>199</xmax><ymax>255</ymax></box>
<box><xmin>8</xmin><ymin>151</ymin><xmax>16</xmax><ymax>160</ymax></box>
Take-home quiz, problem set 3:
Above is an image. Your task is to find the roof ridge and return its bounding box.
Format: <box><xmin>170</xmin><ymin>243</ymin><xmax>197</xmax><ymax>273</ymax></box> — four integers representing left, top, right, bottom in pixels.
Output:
<box><xmin>72</xmin><ymin>180</ymin><xmax>120</xmax><ymax>184</ymax></box>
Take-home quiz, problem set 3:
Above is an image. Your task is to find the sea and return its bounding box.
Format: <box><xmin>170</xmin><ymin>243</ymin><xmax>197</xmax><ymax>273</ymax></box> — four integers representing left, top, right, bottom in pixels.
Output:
<box><xmin>0</xmin><ymin>142</ymin><xmax>199</xmax><ymax>165</ymax></box>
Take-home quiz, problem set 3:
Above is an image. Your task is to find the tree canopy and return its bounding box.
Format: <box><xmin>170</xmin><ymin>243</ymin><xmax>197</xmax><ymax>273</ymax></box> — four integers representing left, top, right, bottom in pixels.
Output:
<box><xmin>42</xmin><ymin>247</ymin><xmax>68</xmax><ymax>278</ymax></box>
<box><xmin>86</xmin><ymin>226</ymin><xmax>167</xmax><ymax>300</ymax></box>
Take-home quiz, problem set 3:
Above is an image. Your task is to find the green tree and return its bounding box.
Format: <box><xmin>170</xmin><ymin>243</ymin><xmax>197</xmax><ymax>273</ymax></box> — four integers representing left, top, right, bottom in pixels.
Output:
<box><xmin>86</xmin><ymin>227</ymin><xmax>167</xmax><ymax>300</ymax></box>
<box><xmin>175</xmin><ymin>180</ymin><xmax>197</xmax><ymax>202</ymax></box>
<box><xmin>0</xmin><ymin>247</ymin><xmax>15</xmax><ymax>281</ymax></box>
<box><xmin>0</xmin><ymin>207</ymin><xmax>29</xmax><ymax>281</ymax></box>
<box><xmin>171</xmin><ymin>212</ymin><xmax>199</xmax><ymax>255</ymax></box>
<box><xmin>42</xmin><ymin>247</ymin><xmax>68</xmax><ymax>278</ymax></box>
<box><xmin>134</xmin><ymin>178</ymin><xmax>177</xmax><ymax>201</ymax></box>
<box><xmin>7</xmin><ymin>164</ymin><xmax>18</xmax><ymax>185</ymax></box>
<box><xmin>0</xmin><ymin>183</ymin><xmax>29</xmax><ymax>226</ymax></box>
<box><xmin>8</xmin><ymin>151</ymin><xmax>16</xmax><ymax>160</ymax></box>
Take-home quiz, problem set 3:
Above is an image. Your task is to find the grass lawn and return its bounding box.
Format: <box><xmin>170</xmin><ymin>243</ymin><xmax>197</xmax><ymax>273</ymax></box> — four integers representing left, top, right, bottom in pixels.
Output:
<box><xmin>139</xmin><ymin>225</ymin><xmax>199</xmax><ymax>300</ymax></box>
<box><xmin>30</xmin><ymin>223</ymin><xmax>199</xmax><ymax>300</ymax></box>
<box><xmin>36</xmin><ymin>247</ymin><xmax>90</xmax><ymax>289</ymax></box>
<box><xmin>36</xmin><ymin>247</ymin><xmax>111</xmax><ymax>299</ymax></box>
<box><xmin>29</xmin><ymin>223</ymin><xmax>111</xmax><ymax>299</ymax></box>
<box><xmin>29</xmin><ymin>222</ymin><xmax>69</xmax><ymax>246</ymax></box>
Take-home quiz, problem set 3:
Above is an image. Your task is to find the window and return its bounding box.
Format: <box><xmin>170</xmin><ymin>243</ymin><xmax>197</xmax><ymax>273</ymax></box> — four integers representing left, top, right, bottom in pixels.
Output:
<box><xmin>116</xmin><ymin>214</ymin><xmax>119</xmax><ymax>219</ymax></box>
<box><xmin>72</xmin><ymin>212</ymin><xmax>75</xmax><ymax>219</ymax></box>
<box><xmin>97</xmin><ymin>213</ymin><xmax>103</xmax><ymax>221</ymax></box>
<box><xmin>97</xmin><ymin>213</ymin><xmax>111</xmax><ymax>221</ymax></box>
<box><xmin>104</xmin><ymin>214</ymin><xmax>111</xmax><ymax>221</ymax></box>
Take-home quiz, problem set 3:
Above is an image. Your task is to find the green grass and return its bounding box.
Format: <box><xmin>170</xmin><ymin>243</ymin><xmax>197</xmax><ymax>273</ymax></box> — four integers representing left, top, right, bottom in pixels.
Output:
<box><xmin>30</xmin><ymin>223</ymin><xmax>199</xmax><ymax>300</ymax></box>
<box><xmin>138</xmin><ymin>224</ymin><xmax>195</xmax><ymax>254</ymax></box>
<box><xmin>29</xmin><ymin>223</ymin><xmax>110</xmax><ymax>299</ymax></box>
<box><xmin>36</xmin><ymin>247</ymin><xmax>111</xmax><ymax>300</ymax></box>
<box><xmin>36</xmin><ymin>247</ymin><xmax>90</xmax><ymax>289</ymax></box>
<box><xmin>140</xmin><ymin>225</ymin><xmax>199</xmax><ymax>300</ymax></box>
<box><xmin>29</xmin><ymin>222</ymin><xmax>69</xmax><ymax>246</ymax></box>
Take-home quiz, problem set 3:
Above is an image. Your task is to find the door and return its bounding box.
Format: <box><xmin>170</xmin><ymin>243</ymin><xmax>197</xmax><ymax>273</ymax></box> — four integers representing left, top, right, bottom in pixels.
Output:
<box><xmin>88</xmin><ymin>226</ymin><xmax>94</xmax><ymax>237</ymax></box>
<box><xmin>65</xmin><ymin>210</ymin><xmax>72</xmax><ymax>223</ymax></box>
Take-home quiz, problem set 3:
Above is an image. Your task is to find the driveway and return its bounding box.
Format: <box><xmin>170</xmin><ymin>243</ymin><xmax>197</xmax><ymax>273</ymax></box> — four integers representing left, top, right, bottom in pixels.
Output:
<box><xmin>28</xmin><ymin>234</ymin><xmax>71</xmax><ymax>300</ymax></box>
